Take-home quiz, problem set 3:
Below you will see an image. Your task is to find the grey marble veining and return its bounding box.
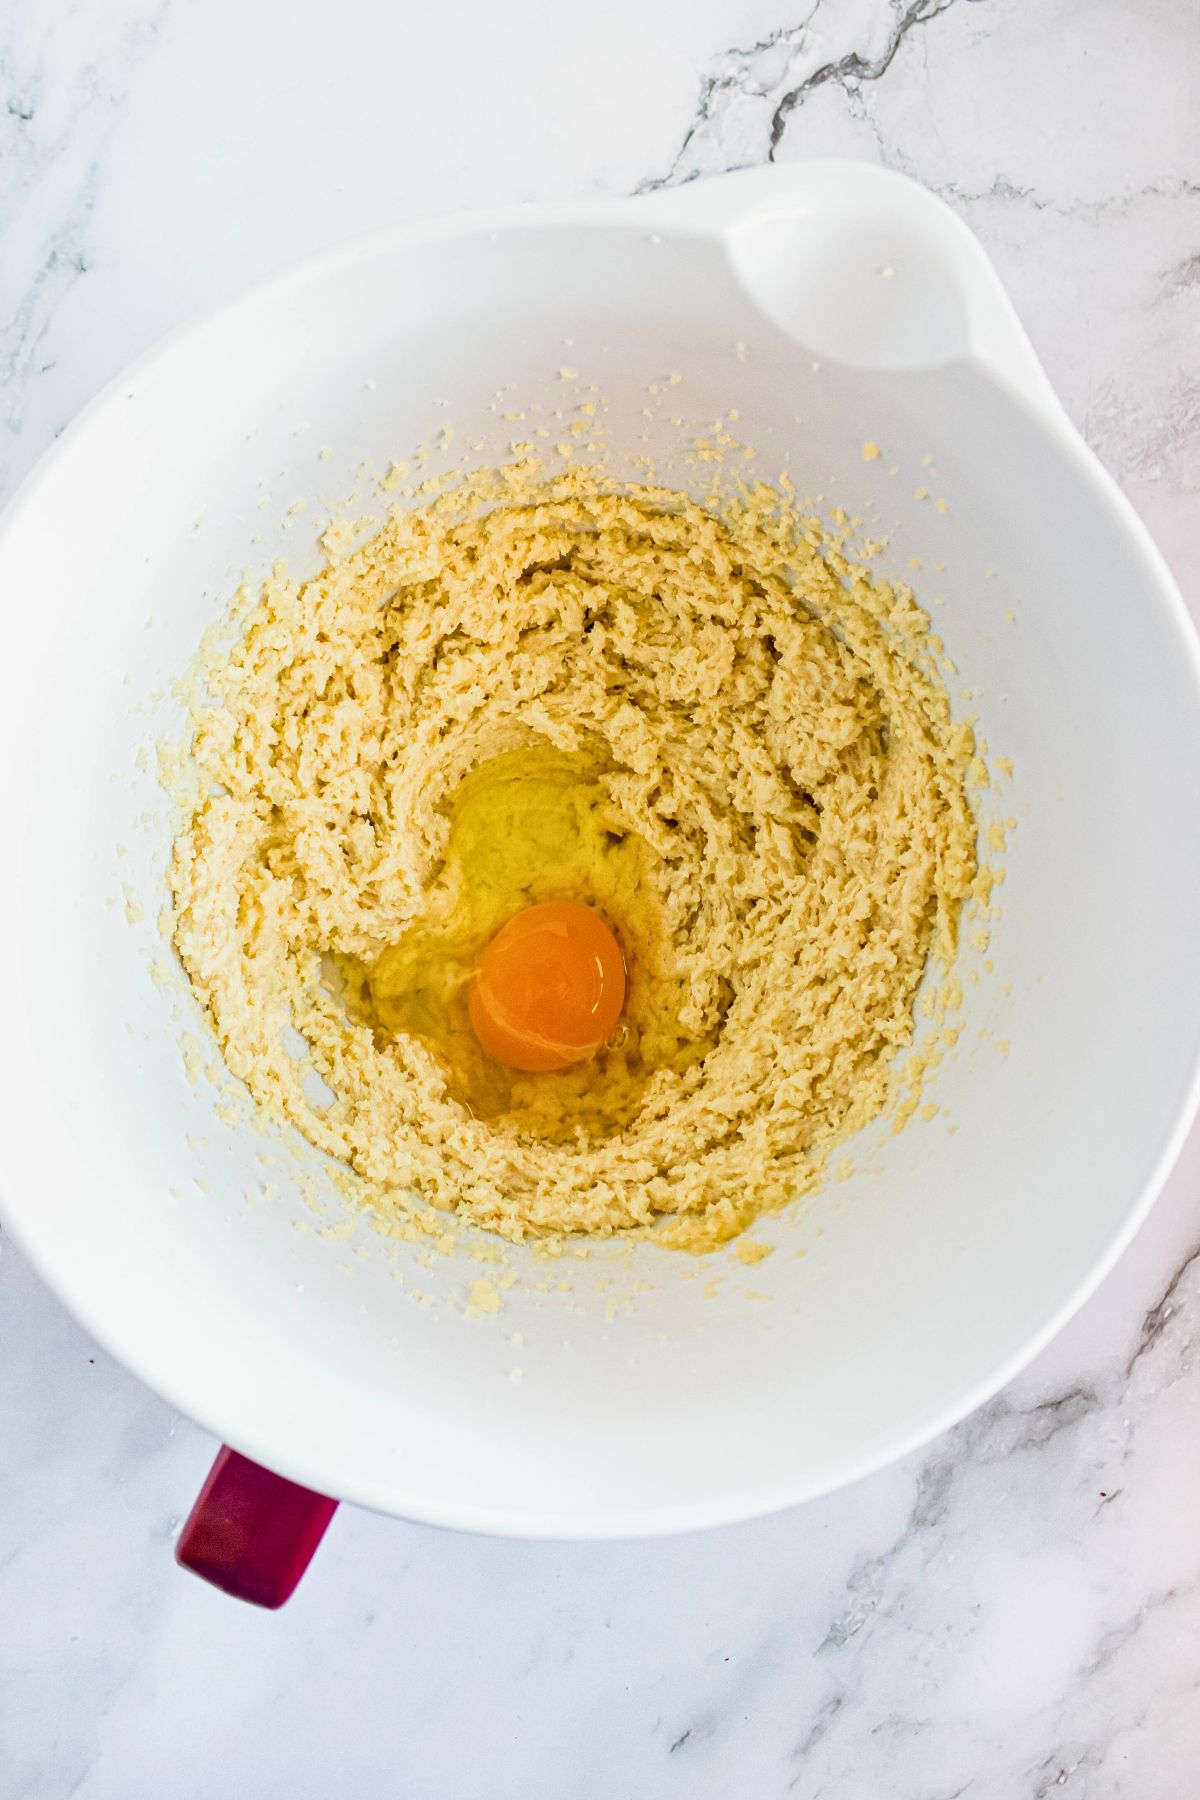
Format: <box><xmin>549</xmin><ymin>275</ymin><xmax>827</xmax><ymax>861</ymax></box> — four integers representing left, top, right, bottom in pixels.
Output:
<box><xmin>2</xmin><ymin>1</ymin><xmax>1198</xmax><ymax>1794</ymax></box>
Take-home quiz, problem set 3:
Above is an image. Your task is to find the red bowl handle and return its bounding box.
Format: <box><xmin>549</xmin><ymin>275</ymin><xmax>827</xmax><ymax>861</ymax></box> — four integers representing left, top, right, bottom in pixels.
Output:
<box><xmin>175</xmin><ymin>1445</ymin><xmax>338</xmax><ymax>1608</ymax></box>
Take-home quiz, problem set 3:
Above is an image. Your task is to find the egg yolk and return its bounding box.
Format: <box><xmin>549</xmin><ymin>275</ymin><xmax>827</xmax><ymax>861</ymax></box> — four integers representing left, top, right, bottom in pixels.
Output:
<box><xmin>468</xmin><ymin>901</ymin><xmax>626</xmax><ymax>1073</ymax></box>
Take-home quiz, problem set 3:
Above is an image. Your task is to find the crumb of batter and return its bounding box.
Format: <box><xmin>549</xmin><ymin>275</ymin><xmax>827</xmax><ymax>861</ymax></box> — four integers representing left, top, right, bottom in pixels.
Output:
<box><xmin>170</xmin><ymin>461</ymin><xmax>977</xmax><ymax>1248</ymax></box>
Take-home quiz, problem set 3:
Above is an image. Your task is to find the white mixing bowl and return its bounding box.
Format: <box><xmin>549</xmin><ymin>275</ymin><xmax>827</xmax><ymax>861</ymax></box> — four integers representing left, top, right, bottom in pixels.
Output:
<box><xmin>2</xmin><ymin>164</ymin><xmax>1198</xmax><ymax>1558</ymax></box>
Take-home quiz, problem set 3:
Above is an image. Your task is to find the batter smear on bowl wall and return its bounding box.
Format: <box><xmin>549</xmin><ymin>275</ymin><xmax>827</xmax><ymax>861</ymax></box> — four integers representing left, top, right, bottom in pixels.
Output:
<box><xmin>169</xmin><ymin>459</ymin><xmax>978</xmax><ymax>1248</ymax></box>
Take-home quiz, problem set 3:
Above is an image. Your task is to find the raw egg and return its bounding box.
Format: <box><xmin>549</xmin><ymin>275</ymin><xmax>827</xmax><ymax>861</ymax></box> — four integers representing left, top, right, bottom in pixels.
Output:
<box><xmin>468</xmin><ymin>900</ymin><xmax>626</xmax><ymax>1073</ymax></box>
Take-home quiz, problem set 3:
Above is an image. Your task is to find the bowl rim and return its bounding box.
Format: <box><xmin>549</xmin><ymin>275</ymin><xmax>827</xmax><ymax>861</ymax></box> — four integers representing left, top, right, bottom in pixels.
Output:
<box><xmin>2</xmin><ymin>163</ymin><xmax>1200</xmax><ymax>1537</ymax></box>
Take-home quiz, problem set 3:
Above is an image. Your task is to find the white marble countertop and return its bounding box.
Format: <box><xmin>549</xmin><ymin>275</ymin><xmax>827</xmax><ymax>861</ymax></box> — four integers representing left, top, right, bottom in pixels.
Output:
<box><xmin>3</xmin><ymin>1</ymin><xmax>1199</xmax><ymax>1794</ymax></box>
